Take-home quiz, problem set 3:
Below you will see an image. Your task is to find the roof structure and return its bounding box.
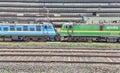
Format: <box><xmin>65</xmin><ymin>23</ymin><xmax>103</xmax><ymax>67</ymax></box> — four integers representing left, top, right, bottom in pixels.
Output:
<box><xmin>0</xmin><ymin>0</ymin><xmax>119</xmax><ymax>25</ymax></box>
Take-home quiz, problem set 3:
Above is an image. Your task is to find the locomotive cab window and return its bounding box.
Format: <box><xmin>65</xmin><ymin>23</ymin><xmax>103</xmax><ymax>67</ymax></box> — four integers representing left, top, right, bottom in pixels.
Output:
<box><xmin>64</xmin><ymin>25</ymin><xmax>72</xmax><ymax>29</ymax></box>
<box><xmin>48</xmin><ymin>25</ymin><xmax>52</xmax><ymax>29</ymax></box>
<box><xmin>64</xmin><ymin>25</ymin><xmax>68</xmax><ymax>29</ymax></box>
<box><xmin>3</xmin><ymin>27</ymin><xmax>8</xmax><ymax>31</ymax></box>
<box><xmin>69</xmin><ymin>25</ymin><xmax>73</xmax><ymax>29</ymax></box>
<box><xmin>44</xmin><ymin>25</ymin><xmax>47</xmax><ymax>29</ymax></box>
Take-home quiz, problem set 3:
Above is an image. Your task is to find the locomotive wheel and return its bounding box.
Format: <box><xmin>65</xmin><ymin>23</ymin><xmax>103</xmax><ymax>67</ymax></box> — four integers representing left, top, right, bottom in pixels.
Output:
<box><xmin>40</xmin><ymin>37</ymin><xmax>47</xmax><ymax>42</ymax></box>
<box><xmin>0</xmin><ymin>38</ymin><xmax>3</xmax><ymax>42</ymax></box>
<box><xmin>4</xmin><ymin>38</ymin><xmax>12</xmax><ymax>42</ymax></box>
<box><xmin>37</xmin><ymin>38</ymin><xmax>42</xmax><ymax>42</ymax></box>
<box><xmin>117</xmin><ymin>39</ymin><xmax>120</xmax><ymax>43</ymax></box>
<box><xmin>26</xmin><ymin>38</ymin><xmax>34</xmax><ymax>42</ymax></box>
<box><xmin>60</xmin><ymin>36</ymin><xmax>65</xmax><ymax>42</ymax></box>
<box><xmin>73</xmin><ymin>37</ymin><xmax>79</xmax><ymax>42</ymax></box>
<box><xmin>50</xmin><ymin>38</ymin><xmax>55</xmax><ymax>42</ymax></box>
<box><xmin>67</xmin><ymin>37</ymin><xmax>70</xmax><ymax>42</ymax></box>
<box><xmin>24</xmin><ymin>37</ymin><xmax>35</xmax><ymax>42</ymax></box>
<box><xmin>36</xmin><ymin>37</ymin><xmax>46</xmax><ymax>42</ymax></box>
<box><xmin>46</xmin><ymin>36</ymin><xmax>50</xmax><ymax>41</ymax></box>
<box><xmin>87</xmin><ymin>38</ymin><xmax>93</xmax><ymax>43</ymax></box>
<box><xmin>106</xmin><ymin>38</ymin><xmax>117</xmax><ymax>43</ymax></box>
<box><xmin>55</xmin><ymin>35</ymin><xmax>61</xmax><ymax>41</ymax></box>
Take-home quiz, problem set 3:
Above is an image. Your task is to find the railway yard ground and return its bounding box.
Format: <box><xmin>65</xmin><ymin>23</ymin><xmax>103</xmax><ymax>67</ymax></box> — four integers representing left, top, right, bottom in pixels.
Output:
<box><xmin>0</xmin><ymin>42</ymin><xmax>120</xmax><ymax>49</ymax></box>
<box><xmin>0</xmin><ymin>42</ymin><xmax>120</xmax><ymax>73</ymax></box>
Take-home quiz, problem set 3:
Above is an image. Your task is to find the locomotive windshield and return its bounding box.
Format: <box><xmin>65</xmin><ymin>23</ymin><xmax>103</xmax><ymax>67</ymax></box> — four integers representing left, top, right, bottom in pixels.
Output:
<box><xmin>63</xmin><ymin>23</ymin><xmax>73</xmax><ymax>29</ymax></box>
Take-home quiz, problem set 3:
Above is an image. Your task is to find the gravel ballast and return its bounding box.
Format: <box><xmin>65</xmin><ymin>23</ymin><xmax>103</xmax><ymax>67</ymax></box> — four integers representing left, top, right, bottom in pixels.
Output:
<box><xmin>0</xmin><ymin>63</ymin><xmax>120</xmax><ymax>73</ymax></box>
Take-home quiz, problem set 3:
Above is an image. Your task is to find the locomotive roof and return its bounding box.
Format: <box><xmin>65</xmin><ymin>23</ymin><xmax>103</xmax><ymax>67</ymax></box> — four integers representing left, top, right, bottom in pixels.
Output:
<box><xmin>0</xmin><ymin>23</ymin><xmax>53</xmax><ymax>26</ymax></box>
<box><xmin>63</xmin><ymin>23</ymin><xmax>120</xmax><ymax>26</ymax></box>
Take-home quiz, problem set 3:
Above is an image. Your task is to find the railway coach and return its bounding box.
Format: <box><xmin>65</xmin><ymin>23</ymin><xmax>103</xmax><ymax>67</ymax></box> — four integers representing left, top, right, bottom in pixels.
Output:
<box><xmin>60</xmin><ymin>23</ymin><xmax>120</xmax><ymax>42</ymax></box>
<box><xmin>0</xmin><ymin>23</ymin><xmax>57</xmax><ymax>41</ymax></box>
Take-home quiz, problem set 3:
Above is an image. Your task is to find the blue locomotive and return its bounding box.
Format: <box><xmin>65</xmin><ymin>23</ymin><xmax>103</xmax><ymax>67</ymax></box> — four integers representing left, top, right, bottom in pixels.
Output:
<box><xmin>0</xmin><ymin>23</ymin><xmax>57</xmax><ymax>41</ymax></box>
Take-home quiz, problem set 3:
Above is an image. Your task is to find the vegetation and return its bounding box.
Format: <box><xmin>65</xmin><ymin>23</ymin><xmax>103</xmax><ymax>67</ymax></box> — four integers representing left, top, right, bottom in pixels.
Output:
<box><xmin>0</xmin><ymin>42</ymin><xmax>120</xmax><ymax>49</ymax></box>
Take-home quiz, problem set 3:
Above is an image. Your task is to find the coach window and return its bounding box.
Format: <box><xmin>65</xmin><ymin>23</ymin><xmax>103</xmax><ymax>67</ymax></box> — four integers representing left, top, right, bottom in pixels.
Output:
<box><xmin>16</xmin><ymin>28</ymin><xmax>22</xmax><ymax>31</ymax></box>
<box><xmin>30</xmin><ymin>28</ymin><xmax>35</xmax><ymax>31</ymax></box>
<box><xmin>0</xmin><ymin>28</ymin><xmax>1</xmax><ymax>31</ymax></box>
<box><xmin>10</xmin><ymin>26</ymin><xmax>15</xmax><ymax>31</ymax></box>
<box><xmin>36</xmin><ymin>26</ymin><xmax>41</xmax><ymax>31</ymax></box>
<box><xmin>3</xmin><ymin>27</ymin><xmax>8</xmax><ymax>31</ymax></box>
<box><xmin>23</xmin><ymin>26</ymin><xmax>28</xmax><ymax>31</ymax></box>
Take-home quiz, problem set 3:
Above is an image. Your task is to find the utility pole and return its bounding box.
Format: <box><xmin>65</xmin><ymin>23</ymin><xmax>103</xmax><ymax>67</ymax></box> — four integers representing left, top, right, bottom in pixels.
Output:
<box><xmin>47</xmin><ymin>9</ymin><xmax>50</xmax><ymax>22</ymax></box>
<box><xmin>43</xmin><ymin>6</ymin><xmax>50</xmax><ymax>23</ymax></box>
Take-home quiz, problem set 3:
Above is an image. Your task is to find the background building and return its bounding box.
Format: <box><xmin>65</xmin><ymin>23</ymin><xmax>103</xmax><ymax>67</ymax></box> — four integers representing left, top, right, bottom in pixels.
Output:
<box><xmin>0</xmin><ymin>0</ymin><xmax>120</xmax><ymax>25</ymax></box>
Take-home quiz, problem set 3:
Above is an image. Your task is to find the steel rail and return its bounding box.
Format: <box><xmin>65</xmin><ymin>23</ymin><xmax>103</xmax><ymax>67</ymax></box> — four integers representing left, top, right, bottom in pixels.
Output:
<box><xmin>0</xmin><ymin>60</ymin><xmax>119</xmax><ymax>64</ymax></box>
<box><xmin>0</xmin><ymin>53</ymin><xmax>120</xmax><ymax>58</ymax></box>
<box><xmin>0</xmin><ymin>47</ymin><xmax>120</xmax><ymax>50</ymax></box>
<box><xmin>0</xmin><ymin>50</ymin><xmax>120</xmax><ymax>53</ymax></box>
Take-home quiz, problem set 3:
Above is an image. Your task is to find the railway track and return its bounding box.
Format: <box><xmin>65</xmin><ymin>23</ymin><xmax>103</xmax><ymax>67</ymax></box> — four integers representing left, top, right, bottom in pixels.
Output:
<box><xmin>0</xmin><ymin>60</ymin><xmax>120</xmax><ymax>64</ymax></box>
<box><xmin>0</xmin><ymin>56</ymin><xmax>119</xmax><ymax>64</ymax></box>
<box><xmin>0</xmin><ymin>48</ymin><xmax>120</xmax><ymax>65</ymax></box>
<box><xmin>1</xmin><ymin>46</ymin><xmax>120</xmax><ymax>50</ymax></box>
<box><xmin>0</xmin><ymin>51</ymin><xmax>120</xmax><ymax>57</ymax></box>
<box><xmin>0</xmin><ymin>48</ymin><xmax>120</xmax><ymax>52</ymax></box>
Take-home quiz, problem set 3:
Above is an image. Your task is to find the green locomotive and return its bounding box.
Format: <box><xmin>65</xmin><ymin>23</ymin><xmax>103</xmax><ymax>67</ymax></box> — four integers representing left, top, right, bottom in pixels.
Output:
<box><xmin>60</xmin><ymin>23</ymin><xmax>120</xmax><ymax>42</ymax></box>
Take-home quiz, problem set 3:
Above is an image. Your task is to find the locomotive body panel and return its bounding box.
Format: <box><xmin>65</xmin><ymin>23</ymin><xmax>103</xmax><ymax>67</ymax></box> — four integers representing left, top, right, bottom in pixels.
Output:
<box><xmin>60</xmin><ymin>24</ymin><xmax>120</xmax><ymax>36</ymax></box>
<box><xmin>0</xmin><ymin>23</ymin><xmax>57</xmax><ymax>41</ymax></box>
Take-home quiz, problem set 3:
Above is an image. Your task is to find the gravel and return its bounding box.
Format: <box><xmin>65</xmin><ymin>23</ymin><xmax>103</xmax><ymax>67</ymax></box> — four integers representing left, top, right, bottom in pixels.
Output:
<box><xmin>0</xmin><ymin>63</ymin><xmax>120</xmax><ymax>73</ymax></box>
